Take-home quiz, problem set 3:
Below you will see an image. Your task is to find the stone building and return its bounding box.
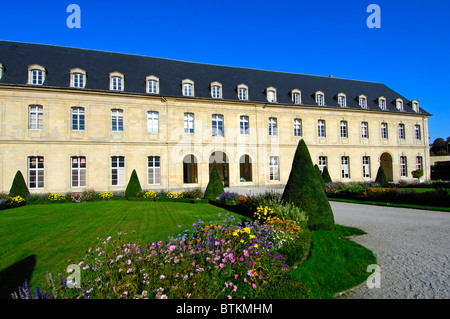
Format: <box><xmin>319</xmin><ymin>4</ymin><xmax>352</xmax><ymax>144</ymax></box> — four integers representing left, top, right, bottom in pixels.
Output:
<box><xmin>0</xmin><ymin>41</ymin><xmax>431</xmax><ymax>194</ymax></box>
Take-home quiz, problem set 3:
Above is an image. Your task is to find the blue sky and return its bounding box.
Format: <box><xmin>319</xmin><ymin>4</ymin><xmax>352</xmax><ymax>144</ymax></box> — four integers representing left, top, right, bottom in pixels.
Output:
<box><xmin>0</xmin><ymin>0</ymin><xmax>448</xmax><ymax>143</ymax></box>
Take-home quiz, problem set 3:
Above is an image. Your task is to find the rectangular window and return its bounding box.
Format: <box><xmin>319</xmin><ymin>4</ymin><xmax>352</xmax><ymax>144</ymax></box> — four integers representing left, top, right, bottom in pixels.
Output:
<box><xmin>31</xmin><ymin>69</ymin><xmax>43</xmax><ymax>85</ymax></box>
<box><xmin>111</xmin><ymin>156</ymin><xmax>125</xmax><ymax>186</ymax></box>
<box><xmin>240</xmin><ymin>115</ymin><xmax>249</xmax><ymax>135</ymax></box>
<box><xmin>294</xmin><ymin>119</ymin><xmax>302</xmax><ymax>137</ymax></box>
<box><xmin>111</xmin><ymin>109</ymin><xmax>124</xmax><ymax>132</ymax></box>
<box><xmin>239</xmin><ymin>88</ymin><xmax>247</xmax><ymax>100</ymax></box>
<box><xmin>318</xmin><ymin>156</ymin><xmax>327</xmax><ymax>173</ymax></box>
<box><xmin>71</xmin><ymin>107</ymin><xmax>85</xmax><ymax>131</ymax></box>
<box><xmin>414</xmin><ymin>125</ymin><xmax>422</xmax><ymax>140</ymax></box>
<box><xmin>212</xmin><ymin>86</ymin><xmax>221</xmax><ymax>99</ymax></box>
<box><xmin>148</xmin><ymin>80</ymin><xmax>158</xmax><ymax>94</ymax></box>
<box><xmin>184</xmin><ymin>113</ymin><xmax>195</xmax><ymax>134</ymax></box>
<box><xmin>183</xmin><ymin>83</ymin><xmax>193</xmax><ymax>96</ymax></box>
<box><xmin>381</xmin><ymin>123</ymin><xmax>388</xmax><ymax>139</ymax></box>
<box><xmin>293</xmin><ymin>92</ymin><xmax>300</xmax><ymax>104</ymax></box>
<box><xmin>400</xmin><ymin>156</ymin><xmax>407</xmax><ymax>177</ymax></box>
<box><xmin>361</xmin><ymin>122</ymin><xmax>369</xmax><ymax>139</ymax></box>
<box><xmin>396</xmin><ymin>100</ymin><xmax>403</xmax><ymax>111</ymax></box>
<box><xmin>359</xmin><ymin>97</ymin><xmax>367</xmax><ymax>109</ymax></box>
<box><xmin>338</xmin><ymin>96</ymin><xmax>346</xmax><ymax>107</ymax></box>
<box><xmin>29</xmin><ymin>105</ymin><xmax>43</xmax><ymax>130</ymax></box>
<box><xmin>71</xmin><ymin>156</ymin><xmax>86</xmax><ymax>188</ymax></box>
<box><xmin>316</xmin><ymin>94</ymin><xmax>324</xmax><ymax>106</ymax></box>
<box><xmin>416</xmin><ymin>156</ymin><xmax>423</xmax><ymax>170</ymax></box>
<box><xmin>28</xmin><ymin>156</ymin><xmax>44</xmax><ymax>189</ymax></box>
<box><xmin>340</xmin><ymin>121</ymin><xmax>348</xmax><ymax>138</ymax></box>
<box><xmin>73</xmin><ymin>73</ymin><xmax>84</xmax><ymax>88</ymax></box>
<box><xmin>341</xmin><ymin>156</ymin><xmax>350</xmax><ymax>179</ymax></box>
<box><xmin>398</xmin><ymin>123</ymin><xmax>405</xmax><ymax>139</ymax></box>
<box><xmin>147</xmin><ymin>111</ymin><xmax>159</xmax><ymax>133</ymax></box>
<box><xmin>362</xmin><ymin>156</ymin><xmax>371</xmax><ymax>178</ymax></box>
<box><xmin>112</xmin><ymin>77</ymin><xmax>123</xmax><ymax>91</ymax></box>
<box><xmin>269</xmin><ymin>156</ymin><xmax>280</xmax><ymax>181</ymax></box>
<box><xmin>212</xmin><ymin>114</ymin><xmax>224</xmax><ymax>137</ymax></box>
<box><xmin>268</xmin><ymin>117</ymin><xmax>277</xmax><ymax>136</ymax></box>
<box><xmin>379</xmin><ymin>99</ymin><xmax>386</xmax><ymax>110</ymax></box>
<box><xmin>318</xmin><ymin>120</ymin><xmax>326</xmax><ymax>137</ymax></box>
<box><xmin>148</xmin><ymin>156</ymin><xmax>161</xmax><ymax>185</ymax></box>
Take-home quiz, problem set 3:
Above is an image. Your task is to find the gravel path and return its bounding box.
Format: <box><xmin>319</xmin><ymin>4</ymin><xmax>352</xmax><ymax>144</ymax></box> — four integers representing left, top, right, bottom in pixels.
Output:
<box><xmin>331</xmin><ymin>201</ymin><xmax>450</xmax><ymax>299</ymax></box>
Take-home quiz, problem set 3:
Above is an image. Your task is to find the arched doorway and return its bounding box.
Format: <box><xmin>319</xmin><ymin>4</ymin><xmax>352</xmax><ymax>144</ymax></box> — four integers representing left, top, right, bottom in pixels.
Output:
<box><xmin>209</xmin><ymin>151</ymin><xmax>229</xmax><ymax>187</ymax></box>
<box><xmin>380</xmin><ymin>152</ymin><xmax>393</xmax><ymax>182</ymax></box>
<box><xmin>183</xmin><ymin>154</ymin><xmax>198</xmax><ymax>184</ymax></box>
<box><xmin>239</xmin><ymin>154</ymin><xmax>252</xmax><ymax>182</ymax></box>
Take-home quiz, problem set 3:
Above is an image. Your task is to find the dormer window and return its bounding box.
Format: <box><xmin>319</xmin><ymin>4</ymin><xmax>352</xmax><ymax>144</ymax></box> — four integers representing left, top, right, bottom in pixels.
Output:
<box><xmin>359</xmin><ymin>95</ymin><xmax>367</xmax><ymax>109</ymax></box>
<box><xmin>266</xmin><ymin>87</ymin><xmax>277</xmax><ymax>103</ymax></box>
<box><xmin>337</xmin><ymin>93</ymin><xmax>346</xmax><ymax>107</ymax></box>
<box><xmin>210</xmin><ymin>81</ymin><xmax>222</xmax><ymax>99</ymax></box>
<box><xmin>110</xmin><ymin>72</ymin><xmax>124</xmax><ymax>91</ymax></box>
<box><xmin>291</xmin><ymin>89</ymin><xmax>301</xmax><ymax>104</ymax></box>
<box><xmin>237</xmin><ymin>84</ymin><xmax>248</xmax><ymax>101</ymax></box>
<box><xmin>378</xmin><ymin>97</ymin><xmax>387</xmax><ymax>110</ymax></box>
<box><xmin>182</xmin><ymin>79</ymin><xmax>194</xmax><ymax>97</ymax></box>
<box><xmin>70</xmin><ymin>68</ymin><xmax>87</xmax><ymax>88</ymax></box>
<box><xmin>411</xmin><ymin>100</ymin><xmax>420</xmax><ymax>113</ymax></box>
<box><xmin>146</xmin><ymin>75</ymin><xmax>160</xmax><ymax>94</ymax></box>
<box><xmin>315</xmin><ymin>91</ymin><xmax>325</xmax><ymax>106</ymax></box>
<box><xmin>28</xmin><ymin>64</ymin><xmax>46</xmax><ymax>85</ymax></box>
<box><xmin>0</xmin><ymin>64</ymin><xmax>4</xmax><ymax>81</ymax></box>
<box><xmin>396</xmin><ymin>98</ymin><xmax>404</xmax><ymax>111</ymax></box>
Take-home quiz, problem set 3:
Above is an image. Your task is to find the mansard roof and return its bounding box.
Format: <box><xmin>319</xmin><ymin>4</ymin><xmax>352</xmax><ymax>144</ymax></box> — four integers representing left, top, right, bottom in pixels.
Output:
<box><xmin>0</xmin><ymin>41</ymin><xmax>429</xmax><ymax>115</ymax></box>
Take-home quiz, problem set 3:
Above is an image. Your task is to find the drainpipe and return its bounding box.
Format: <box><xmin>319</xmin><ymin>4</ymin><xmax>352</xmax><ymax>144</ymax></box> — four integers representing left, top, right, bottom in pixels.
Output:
<box><xmin>161</xmin><ymin>96</ymin><xmax>170</xmax><ymax>191</ymax></box>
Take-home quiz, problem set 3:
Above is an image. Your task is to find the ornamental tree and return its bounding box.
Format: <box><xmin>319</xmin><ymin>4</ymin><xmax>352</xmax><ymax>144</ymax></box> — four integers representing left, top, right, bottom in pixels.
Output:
<box><xmin>125</xmin><ymin>169</ymin><xmax>142</xmax><ymax>199</ymax></box>
<box><xmin>281</xmin><ymin>139</ymin><xmax>335</xmax><ymax>231</ymax></box>
<box><xmin>9</xmin><ymin>170</ymin><xmax>30</xmax><ymax>199</ymax></box>
<box><xmin>204</xmin><ymin>164</ymin><xmax>224</xmax><ymax>200</ymax></box>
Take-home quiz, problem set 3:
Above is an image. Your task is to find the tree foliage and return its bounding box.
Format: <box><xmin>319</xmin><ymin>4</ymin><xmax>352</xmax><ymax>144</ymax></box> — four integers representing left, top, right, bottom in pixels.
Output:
<box><xmin>204</xmin><ymin>164</ymin><xmax>224</xmax><ymax>200</ymax></box>
<box><xmin>125</xmin><ymin>169</ymin><xmax>142</xmax><ymax>199</ymax></box>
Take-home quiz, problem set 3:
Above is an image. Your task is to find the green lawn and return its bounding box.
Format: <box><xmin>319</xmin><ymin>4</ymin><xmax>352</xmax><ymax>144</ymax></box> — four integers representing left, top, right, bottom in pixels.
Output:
<box><xmin>0</xmin><ymin>201</ymin><xmax>247</xmax><ymax>295</ymax></box>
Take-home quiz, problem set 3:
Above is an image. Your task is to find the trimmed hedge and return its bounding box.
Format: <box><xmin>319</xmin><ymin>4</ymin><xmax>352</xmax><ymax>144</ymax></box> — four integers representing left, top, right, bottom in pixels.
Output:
<box><xmin>9</xmin><ymin>171</ymin><xmax>30</xmax><ymax>199</ymax></box>
<box><xmin>125</xmin><ymin>170</ymin><xmax>142</xmax><ymax>199</ymax></box>
<box><xmin>203</xmin><ymin>165</ymin><xmax>224</xmax><ymax>200</ymax></box>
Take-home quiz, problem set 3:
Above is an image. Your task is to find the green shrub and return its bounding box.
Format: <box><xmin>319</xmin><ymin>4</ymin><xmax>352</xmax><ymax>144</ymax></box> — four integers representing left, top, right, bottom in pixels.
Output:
<box><xmin>281</xmin><ymin>139</ymin><xmax>335</xmax><ymax>231</ymax></box>
<box><xmin>279</xmin><ymin>230</ymin><xmax>311</xmax><ymax>266</ymax></box>
<box><xmin>125</xmin><ymin>169</ymin><xmax>142</xmax><ymax>199</ymax></box>
<box><xmin>375</xmin><ymin>166</ymin><xmax>388</xmax><ymax>185</ymax></box>
<box><xmin>260</xmin><ymin>197</ymin><xmax>308</xmax><ymax>230</ymax></box>
<box><xmin>183</xmin><ymin>188</ymin><xmax>204</xmax><ymax>199</ymax></box>
<box><xmin>314</xmin><ymin>164</ymin><xmax>326</xmax><ymax>191</ymax></box>
<box><xmin>322</xmin><ymin>166</ymin><xmax>332</xmax><ymax>183</ymax></box>
<box><xmin>411</xmin><ymin>169</ymin><xmax>424</xmax><ymax>180</ymax></box>
<box><xmin>203</xmin><ymin>165</ymin><xmax>224</xmax><ymax>200</ymax></box>
<box><xmin>9</xmin><ymin>171</ymin><xmax>30</xmax><ymax>199</ymax></box>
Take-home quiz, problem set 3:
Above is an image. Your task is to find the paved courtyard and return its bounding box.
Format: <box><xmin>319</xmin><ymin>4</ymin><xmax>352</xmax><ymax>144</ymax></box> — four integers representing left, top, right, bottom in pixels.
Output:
<box><xmin>331</xmin><ymin>201</ymin><xmax>450</xmax><ymax>299</ymax></box>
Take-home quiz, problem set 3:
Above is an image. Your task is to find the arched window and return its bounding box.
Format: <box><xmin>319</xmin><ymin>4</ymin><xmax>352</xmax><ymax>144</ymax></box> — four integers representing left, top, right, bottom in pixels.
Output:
<box><xmin>183</xmin><ymin>154</ymin><xmax>198</xmax><ymax>184</ymax></box>
<box><xmin>239</xmin><ymin>155</ymin><xmax>252</xmax><ymax>182</ymax></box>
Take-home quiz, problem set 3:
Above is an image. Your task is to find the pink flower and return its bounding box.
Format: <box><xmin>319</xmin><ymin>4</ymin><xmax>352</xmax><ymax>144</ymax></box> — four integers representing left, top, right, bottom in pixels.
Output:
<box><xmin>219</xmin><ymin>263</ymin><xmax>225</xmax><ymax>268</ymax></box>
<box><xmin>169</xmin><ymin>245</ymin><xmax>176</xmax><ymax>252</ymax></box>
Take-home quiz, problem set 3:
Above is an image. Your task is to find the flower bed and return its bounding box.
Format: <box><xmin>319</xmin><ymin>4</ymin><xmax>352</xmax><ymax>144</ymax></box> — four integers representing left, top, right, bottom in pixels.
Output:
<box><xmin>0</xmin><ymin>195</ymin><xmax>26</xmax><ymax>210</ymax></box>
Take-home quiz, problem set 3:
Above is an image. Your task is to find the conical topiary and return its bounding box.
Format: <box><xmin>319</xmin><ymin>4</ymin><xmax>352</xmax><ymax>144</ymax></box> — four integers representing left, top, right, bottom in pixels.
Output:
<box><xmin>125</xmin><ymin>169</ymin><xmax>142</xmax><ymax>199</ymax></box>
<box><xmin>375</xmin><ymin>166</ymin><xmax>388</xmax><ymax>186</ymax></box>
<box><xmin>9</xmin><ymin>170</ymin><xmax>30</xmax><ymax>199</ymax></box>
<box><xmin>204</xmin><ymin>164</ymin><xmax>224</xmax><ymax>200</ymax></box>
<box><xmin>314</xmin><ymin>164</ymin><xmax>326</xmax><ymax>191</ymax></box>
<box><xmin>281</xmin><ymin>139</ymin><xmax>335</xmax><ymax>231</ymax></box>
<box><xmin>322</xmin><ymin>166</ymin><xmax>332</xmax><ymax>183</ymax></box>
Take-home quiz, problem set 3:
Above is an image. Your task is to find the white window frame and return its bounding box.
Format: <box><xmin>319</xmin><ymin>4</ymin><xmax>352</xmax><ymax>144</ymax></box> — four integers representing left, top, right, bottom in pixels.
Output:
<box><xmin>294</xmin><ymin>118</ymin><xmax>302</xmax><ymax>137</ymax></box>
<box><xmin>379</xmin><ymin>97</ymin><xmax>387</xmax><ymax>110</ymax></box>
<box><xmin>240</xmin><ymin>115</ymin><xmax>249</xmax><ymax>135</ymax></box>
<box><xmin>71</xmin><ymin>156</ymin><xmax>86</xmax><ymax>188</ymax></box>
<box><xmin>28</xmin><ymin>64</ymin><xmax>46</xmax><ymax>85</ymax></box>
<box><xmin>381</xmin><ymin>122</ymin><xmax>388</xmax><ymax>139</ymax></box>
<box><xmin>182</xmin><ymin>79</ymin><xmax>194</xmax><ymax>97</ymax></box>
<box><xmin>269</xmin><ymin>156</ymin><xmax>280</xmax><ymax>181</ymax></box>
<box><xmin>210</xmin><ymin>81</ymin><xmax>222</xmax><ymax>99</ymax></box>
<box><xmin>400</xmin><ymin>156</ymin><xmax>407</xmax><ymax>177</ymax></box>
<box><xmin>268</xmin><ymin>117</ymin><xmax>277</xmax><ymax>136</ymax></box>
<box><xmin>359</xmin><ymin>95</ymin><xmax>367</xmax><ymax>109</ymax></box>
<box><xmin>29</xmin><ymin>105</ymin><xmax>43</xmax><ymax>130</ymax></box>
<box><xmin>111</xmin><ymin>156</ymin><xmax>125</xmax><ymax>186</ymax></box>
<box><xmin>412</xmin><ymin>100</ymin><xmax>420</xmax><ymax>113</ymax></box>
<box><xmin>341</xmin><ymin>156</ymin><xmax>350</xmax><ymax>179</ymax></box>
<box><xmin>111</xmin><ymin>109</ymin><xmax>124</xmax><ymax>132</ymax></box>
<box><xmin>396</xmin><ymin>98</ymin><xmax>404</xmax><ymax>112</ymax></box>
<box><xmin>398</xmin><ymin>123</ymin><xmax>405</xmax><ymax>140</ymax></box>
<box><xmin>414</xmin><ymin>124</ymin><xmax>422</xmax><ymax>140</ymax></box>
<box><xmin>0</xmin><ymin>64</ymin><xmax>4</xmax><ymax>80</ymax></box>
<box><xmin>318</xmin><ymin>119</ymin><xmax>326</xmax><ymax>137</ymax></box>
<box><xmin>28</xmin><ymin>156</ymin><xmax>44</xmax><ymax>189</ymax></box>
<box><xmin>184</xmin><ymin>113</ymin><xmax>195</xmax><ymax>134</ymax></box>
<box><xmin>362</xmin><ymin>156</ymin><xmax>371</xmax><ymax>178</ymax></box>
<box><xmin>148</xmin><ymin>156</ymin><xmax>161</xmax><ymax>185</ymax></box>
<box><xmin>71</xmin><ymin>107</ymin><xmax>85</xmax><ymax>131</ymax></box>
<box><xmin>110</xmin><ymin>72</ymin><xmax>124</xmax><ymax>91</ymax></box>
<box><xmin>361</xmin><ymin>121</ymin><xmax>369</xmax><ymax>139</ymax></box>
<box><xmin>237</xmin><ymin>84</ymin><xmax>248</xmax><ymax>101</ymax></box>
<box><xmin>146</xmin><ymin>75</ymin><xmax>160</xmax><ymax>94</ymax></box>
<box><xmin>70</xmin><ymin>68</ymin><xmax>87</xmax><ymax>88</ymax></box>
<box><xmin>340</xmin><ymin>120</ymin><xmax>348</xmax><ymax>138</ymax></box>
<box><xmin>337</xmin><ymin>93</ymin><xmax>346</xmax><ymax>107</ymax></box>
<box><xmin>291</xmin><ymin>89</ymin><xmax>301</xmax><ymax>105</ymax></box>
<box><xmin>147</xmin><ymin>111</ymin><xmax>159</xmax><ymax>133</ymax></box>
<box><xmin>266</xmin><ymin>87</ymin><xmax>277</xmax><ymax>103</ymax></box>
<box><xmin>212</xmin><ymin>114</ymin><xmax>224</xmax><ymax>137</ymax></box>
<box><xmin>315</xmin><ymin>91</ymin><xmax>325</xmax><ymax>106</ymax></box>
<box><xmin>318</xmin><ymin>156</ymin><xmax>327</xmax><ymax>173</ymax></box>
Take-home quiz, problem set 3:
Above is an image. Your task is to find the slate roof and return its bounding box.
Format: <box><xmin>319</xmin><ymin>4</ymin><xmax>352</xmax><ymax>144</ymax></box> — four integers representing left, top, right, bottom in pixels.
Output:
<box><xmin>0</xmin><ymin>41</ymin><xmax>429</xmax><ymax>115</ymax></box>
